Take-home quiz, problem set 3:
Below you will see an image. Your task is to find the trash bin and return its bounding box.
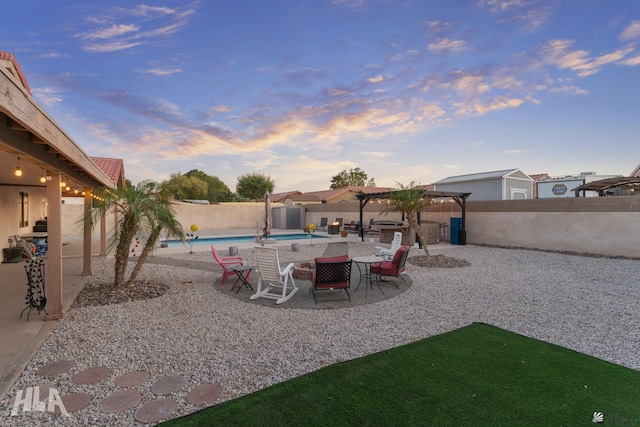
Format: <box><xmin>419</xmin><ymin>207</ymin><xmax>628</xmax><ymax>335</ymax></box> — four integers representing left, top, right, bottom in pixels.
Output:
<box><xmin>450</xmin><ymin>218</ymin><xmax>465</xmax><ymax>245</ymax></box>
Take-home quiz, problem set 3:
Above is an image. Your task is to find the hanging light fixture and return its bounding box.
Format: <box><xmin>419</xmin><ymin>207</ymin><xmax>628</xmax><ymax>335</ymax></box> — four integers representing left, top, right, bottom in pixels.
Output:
<box><xmin>60</xmin><ymin>176</ymin><xmax>66</xmax><ymax>188</ymax></box>
<box><xmin>40</xmin><ymin>167</ymin><xmax>47</xmax><ymax>183</ymax></box>
<box><xmin>14</xmin><ymin>155</ymin><xmax>22</xmax><ymax>177</ymax></box>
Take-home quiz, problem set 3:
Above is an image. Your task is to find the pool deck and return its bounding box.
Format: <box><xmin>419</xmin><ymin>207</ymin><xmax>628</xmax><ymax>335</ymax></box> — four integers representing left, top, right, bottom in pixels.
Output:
<box><xmin>155</xmin><ymin>228</ymin><xmax>370</xmax><ymax>255</ymax></box>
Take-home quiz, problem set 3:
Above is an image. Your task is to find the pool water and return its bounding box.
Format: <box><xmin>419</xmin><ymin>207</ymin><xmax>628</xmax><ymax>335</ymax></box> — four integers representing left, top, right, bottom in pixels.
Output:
<box><xmin>161</xmin><ymin>233</ymin><xmax>326</xmax><ymax>247</ymax></box>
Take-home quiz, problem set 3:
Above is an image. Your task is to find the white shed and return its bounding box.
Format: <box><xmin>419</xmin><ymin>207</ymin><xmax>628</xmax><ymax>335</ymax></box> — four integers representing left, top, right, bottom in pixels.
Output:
<box><xmin>434</xmin><ymin>169</ymin><xmax>534</xmax><ymax>201</ymax></box>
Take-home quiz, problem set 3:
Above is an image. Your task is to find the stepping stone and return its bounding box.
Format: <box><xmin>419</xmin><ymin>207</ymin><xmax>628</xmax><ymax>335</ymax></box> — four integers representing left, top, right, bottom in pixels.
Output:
<box><xmin>186</xmin><ymin>383</ymin><xmax>222</xmax><ymax>405</ymax></box>
<box><xmin>150</xmin><ymin>375</ymin><xmax>186</xmax><ymax>396</ymax></box>
<box><xmin>37</xmin><ymin>383</ymin><xmax>57</xmax><ymax>402</ymax></box>
<box><xmin>134</xmin><ymin>398</ymin><xmax>175</xmax><ymax>424</ymax></box>
<box><xmin>114</xmin><ymin>370</ymin><xmax>150</xmax><ymax>388</ymax></box>
<box><xmin>72</xmin><ymin>366</ymin><xmax>110</xmax><ymax>385</ymax></box>
<box><xmin>35</xmin><ymin>360</ymin><xmax>75</xmax><ymax>377</ymax></box>
<box><xmin>53</xmin><ymin>392</ymin><xmax>92</xmax><ymax>415</ymax></box>
<box><xmin>100</xmin><ymin>389</ymin><xmax>141</xmax><ymax>413</ymax></box>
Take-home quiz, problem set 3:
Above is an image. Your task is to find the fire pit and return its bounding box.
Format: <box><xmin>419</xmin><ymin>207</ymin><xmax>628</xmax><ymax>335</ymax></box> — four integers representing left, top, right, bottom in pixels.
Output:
<box><xmin>328</xmin><ymin>221</ymin><xmax>340</xmax><ymax>234</ymax></box>
<box><xmin>292</xmin><ymin>262</ymin><xmax>314</xmax><ymax>280</ymax></box>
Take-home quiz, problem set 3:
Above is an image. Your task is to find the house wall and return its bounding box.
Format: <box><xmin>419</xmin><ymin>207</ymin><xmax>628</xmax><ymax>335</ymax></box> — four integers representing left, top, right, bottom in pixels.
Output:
<box><xmin>1</xmin><ymin>185</ymin><xmax>47</xmax><ymax>247</ymax></box>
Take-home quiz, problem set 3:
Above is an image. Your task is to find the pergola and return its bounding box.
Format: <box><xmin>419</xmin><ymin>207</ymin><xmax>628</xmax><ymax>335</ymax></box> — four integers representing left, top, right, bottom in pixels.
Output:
<box><xmin>355</xmin><ymin>190</ymin><xmax>472</xmax><ymax>243</ymax></box>
<box><xmin>572</xmin><ymin>177</ymin><xmax>640</xmax><ymax>196</ymax></box>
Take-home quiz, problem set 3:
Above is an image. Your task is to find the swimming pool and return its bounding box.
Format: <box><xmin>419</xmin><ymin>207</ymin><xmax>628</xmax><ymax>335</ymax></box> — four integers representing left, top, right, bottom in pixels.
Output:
<box><xmin>161</xmin><ymin>233</ymin><xmax>326</xmax><ymax>247</ymax></box>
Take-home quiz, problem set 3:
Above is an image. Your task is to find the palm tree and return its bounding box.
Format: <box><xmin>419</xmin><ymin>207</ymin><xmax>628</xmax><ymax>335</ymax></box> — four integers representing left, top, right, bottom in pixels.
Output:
<box><xmin>86</xmin><ymin>180</ymin><xmax>184</xmax><ymax>287</ymax></box>
<box><xmin>383</xmin><ymin>181</ymin><xmax>431</xmax><ymax>257</ymax></box>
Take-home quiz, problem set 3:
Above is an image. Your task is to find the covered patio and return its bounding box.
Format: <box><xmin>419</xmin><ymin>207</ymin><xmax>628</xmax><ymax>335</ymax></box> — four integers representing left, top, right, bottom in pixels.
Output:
<box><xmin>0</xmin><ymin>52</ymin><xmax>118</xmax><ymax>320</ymax></box>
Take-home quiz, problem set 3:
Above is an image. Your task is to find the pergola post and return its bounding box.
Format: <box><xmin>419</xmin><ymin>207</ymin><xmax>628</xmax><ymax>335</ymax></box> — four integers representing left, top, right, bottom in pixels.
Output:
<box><xmin>82</xmin><ymin>188</ymin><xmax>92</xmax><ymax>276</ymax></box>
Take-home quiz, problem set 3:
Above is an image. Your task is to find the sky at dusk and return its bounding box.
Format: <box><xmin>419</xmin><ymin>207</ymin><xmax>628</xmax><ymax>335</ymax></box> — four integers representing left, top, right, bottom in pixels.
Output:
<box><xmin>3</xmin><ymin>1</ymin><xmax>640</xmax><ymax>192</ymax></box>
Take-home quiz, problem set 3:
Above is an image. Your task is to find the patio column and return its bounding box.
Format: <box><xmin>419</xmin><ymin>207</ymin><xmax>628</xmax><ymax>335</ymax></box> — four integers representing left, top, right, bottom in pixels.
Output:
<box><xmin>82</xmin><ymin>188</ymin><xmax>92</xmax><ymax>276</ymax></box>
<box><xmin>45</xmin><ymin>171</ymin><xmax>63</xmax><ymax>320</ymax></box>
<box><xmin>100</xmin><ymin>204</ymin><xmax>107</xmax><ymax>256</ymax></box>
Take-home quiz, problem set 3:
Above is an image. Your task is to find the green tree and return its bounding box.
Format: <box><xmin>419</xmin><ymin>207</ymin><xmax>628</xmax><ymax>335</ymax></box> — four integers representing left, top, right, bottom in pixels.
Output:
<box><xmin>86</xmin><ymin>180</ymin><xmax>185</xmax><ymax>287</ymax></box>
<box><xmin>161</xmin><ymin>173</ymin><xmax>209</xmax><ymax>201</ymax></box>
<box><xmin>383</xmin><ymin>181</ymin><xmax>431</xmax><ymax>256</ymax></box>
<box><xmin>330</xmin><ymin>167</ymin><xmax>375</xmax><ymax>189</ymax></box>
<box><xmin>184</xmin><ymin>169</ymin><xmax>232</xmax><ymax>202</ymax></box>
<box><xmin>236</xmin><ymin>172</ymin><xmax>275</xmax><ymax>200</ymax></box>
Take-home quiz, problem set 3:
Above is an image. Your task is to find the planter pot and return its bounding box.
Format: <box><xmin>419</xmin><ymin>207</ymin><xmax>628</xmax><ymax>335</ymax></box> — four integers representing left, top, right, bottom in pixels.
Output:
<box><xmin>303</xmin><ymin>228</ymin><xmax>310</xmax><ymax>233</ymax></box>
<box><xmin>340</xmin><ymin>231</ymin><xmax>349</xmax><ymax>237</ymax></box>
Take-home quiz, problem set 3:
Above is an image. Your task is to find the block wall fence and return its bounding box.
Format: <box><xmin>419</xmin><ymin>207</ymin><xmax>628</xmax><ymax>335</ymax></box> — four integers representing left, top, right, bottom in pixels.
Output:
<box><xmin>59</xmin><ymin>196</ymin><xmax>640</xmax><ymax>258</ymax></box>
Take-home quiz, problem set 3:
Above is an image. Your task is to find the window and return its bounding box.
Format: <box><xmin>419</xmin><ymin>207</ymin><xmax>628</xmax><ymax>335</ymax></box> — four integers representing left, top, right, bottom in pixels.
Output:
<box><xmin>19</xmin><ymin>192</ymin><xmax>29</xmax><ymax>227</ymax></box>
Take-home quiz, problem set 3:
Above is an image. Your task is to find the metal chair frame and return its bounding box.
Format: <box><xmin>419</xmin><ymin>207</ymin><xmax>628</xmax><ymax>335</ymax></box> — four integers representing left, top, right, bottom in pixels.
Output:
<box><xmin>21</xmin><ymin>259</ymin><xmax>48</xmax><ymax>320</ymax></box>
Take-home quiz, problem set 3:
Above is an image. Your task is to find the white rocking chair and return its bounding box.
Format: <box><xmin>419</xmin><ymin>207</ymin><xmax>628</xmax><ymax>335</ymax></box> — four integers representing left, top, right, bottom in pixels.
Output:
<box><xmin>250</xmin><ymin>246</ymin><xmax>299</xmax><ymax>304</ymax></box>
<box><xmin>374</xmin><ymin>231</ymin><xmax>403</xmax><ymax>260</ymax></box>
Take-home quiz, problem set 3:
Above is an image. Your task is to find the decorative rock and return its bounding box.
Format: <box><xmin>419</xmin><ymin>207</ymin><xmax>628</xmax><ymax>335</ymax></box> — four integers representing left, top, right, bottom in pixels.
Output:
<box><xmin>35</xmin><ymin>360</ymin><xmax>76</xmax><ymax>377</ymax></box>
<box><xmin>100</xmin><ymin>389</ymin><xmax>141</xmax><ymax>413</ymax></box>
<box><xmin>54</xmin><ymin>392</ymin><xmax>92</xmax><ymax>414</ymax></box>
<box><xmin>186</xmin><ymin>383</ymin><xmax>222</xmax><ymax>405</ymax></box>
<box><xmin>151</xmin><ymin>375</ymin><xmax>186</xmax><ymax>396</ymax></box>
<box><xmin>134</xmin><ymin>398</ymin><xmax>175</xmax><ymax>424</ymax></box>
<box><xmin>72</xmin><ymin>366</ymin><xmax>111</xmax><ymax>385</ymax></box>
<box><xmin>114</xmin><ymin>370</ymin><xmax>150</xmax><ymax>388</ymax></box>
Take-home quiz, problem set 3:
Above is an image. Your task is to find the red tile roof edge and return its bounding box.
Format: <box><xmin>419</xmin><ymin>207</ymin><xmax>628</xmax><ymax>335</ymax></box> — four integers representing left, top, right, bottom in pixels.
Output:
<box><xmin>0</xmin><ymin>51</ymin><xmax>31</xmax><ymax>95</ymax></box>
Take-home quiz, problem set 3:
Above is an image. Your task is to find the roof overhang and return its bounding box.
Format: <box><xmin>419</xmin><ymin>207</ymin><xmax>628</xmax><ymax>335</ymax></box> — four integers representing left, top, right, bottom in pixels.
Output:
<box><xmin>0</xmin><ymin>67</ymin><xmax>115</xmax><ymax>190</ymax></box>
<box><xmin>572</xmin><ymin>177</ymin><xmax>640</xmax><ymax>196</ymax></box>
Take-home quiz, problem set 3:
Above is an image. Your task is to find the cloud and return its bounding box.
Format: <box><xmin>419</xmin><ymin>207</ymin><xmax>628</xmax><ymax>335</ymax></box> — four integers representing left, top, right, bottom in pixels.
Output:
<box><xmin>619</xmin><ymin>54</ymin><xmax>640</xmax><ymax>66</ymax></box>
<box><xmin>453</xmin><ymin>96</ymin><xmax>524</xmax><ymax>116</ymax></box>
<box><xmin>427</xmin><ymin>38</ymin><xmax>467</xmax><ymax>53</ymax></box>
<box><xmin>140</xmin><ymin>68</ymin><xmax>183</xmax><ymax>76</ymax></box>
<box><xmin>77</xmin><ymin>24</ymin><xmax>139</xmax><ymax>40</ymax></box>
<box><xmin>75</xmin><ymin>4</ymin><xmax>196</xmax><ymax>52</ymax></box>
<box><xmin>620</xmin><ymin>20</ymin><xmax>640</xmax><ymax>41</ymax></box>
<box><xmin>32</xmin><ymin>87</ymin><xmax>63</xmax><ymax>107</ymax></box>
<box><xmin>538</xmin><ymin>39</ymin><xmax>633</xmax><ymax>77</ymax></box>
<box><xmin>367</xmin><ymin>75</ymin><xmax>384</xmax><ymax>83</ymax></box>
<box><xmin>477</xmin><ymin>0</ymin><xmax>550</xmax><ymax>31</ymax></box>
<box><xmin>548</xmin><ymin>85</ymin><xmax>589</xmax><ymax>95</ymax></box>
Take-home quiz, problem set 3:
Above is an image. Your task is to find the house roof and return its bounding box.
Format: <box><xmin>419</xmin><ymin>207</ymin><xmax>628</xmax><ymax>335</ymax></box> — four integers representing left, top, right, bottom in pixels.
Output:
<box><xmin>90</xmin><ymin>157</ymin><xmax>125</xmax><ymax>186</ymax></box>
<box><xmin>0</xmin><ymin>51</ymin><xmax>31</xmax><ymax>95</ymax></box>
<box><xmin>631</xmin><ymin>163</ymin><xmax>640</xmax><ymax>178</ymax></box>
<box><xmin>270</xmin><ymin>191</ymin><xmax>301</xmax><ymax>203</ymax></box>
<box><xmin>288</xmin><ymin>194</ymin><xmax>323</xmax><ymax>202</ymax></box>
<box><xmin>301</xmin><ymin>186</ymin><xmax>393</xmax><ymax>202</ymax></box>
<box><xmin>529</xmin><ymin>173</ymin><xmax>551</xmax><ymax>182</ymax></box>
<box><xmin>434</xmin><ymin>169</ymin><xmax>529</xmax><ymax>184</ymax></box>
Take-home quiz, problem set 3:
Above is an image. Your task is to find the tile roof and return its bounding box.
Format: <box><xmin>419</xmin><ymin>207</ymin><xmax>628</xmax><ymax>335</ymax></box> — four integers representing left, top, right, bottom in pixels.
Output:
<box><xmin>529</xmin><ymin>173</ymin><xmax>551</xmax><ymax>182</ymax></box>
<box><xmin>0</xmin><ymin>51</ymin><xmax>31</xmax><ymax>95</ymax></box>
<box><xmin>90</xmin><ymin>157</ymin><xmax>125</xmax><ymax>186</ymax></box>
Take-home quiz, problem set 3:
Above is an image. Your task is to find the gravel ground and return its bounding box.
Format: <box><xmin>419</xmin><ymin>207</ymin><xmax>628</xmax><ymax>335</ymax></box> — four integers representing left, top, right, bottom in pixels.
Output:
<box><xmin>2</xmin><ymin>242</ymin><xmax>639</xmax><ymax>426</ymax></box>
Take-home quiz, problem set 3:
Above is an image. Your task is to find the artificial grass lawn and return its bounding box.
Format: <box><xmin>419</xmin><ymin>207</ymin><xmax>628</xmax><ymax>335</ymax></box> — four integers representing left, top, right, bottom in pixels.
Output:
<box><xmin>162</xmin><ymin>323</ymin><xmax>640</xmax><ymax>426</ymax></box>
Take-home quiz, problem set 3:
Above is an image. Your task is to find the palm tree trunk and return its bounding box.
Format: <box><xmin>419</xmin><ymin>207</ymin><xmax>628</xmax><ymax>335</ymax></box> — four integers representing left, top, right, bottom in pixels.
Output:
<box><xmin>407</xmin><ymin>212</ymin><xmax>430</xmax><ymax>256</ymax></box>
<box><xmin>114</xmin><ymin>217</ymin><xmax>136</xmax><ymax>287</ymax></box>
<box><xmin>127</xmin><ymin>227</ymin><xmax>161</xmax><ymax>285</ymax></box>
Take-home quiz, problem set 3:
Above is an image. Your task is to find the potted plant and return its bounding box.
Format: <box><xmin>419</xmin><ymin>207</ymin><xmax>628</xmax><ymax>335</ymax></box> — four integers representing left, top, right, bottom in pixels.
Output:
<box><xmin>340</xmin><ymin>230</ymin><xmax>349</xmax><ymax>237</ymax></box>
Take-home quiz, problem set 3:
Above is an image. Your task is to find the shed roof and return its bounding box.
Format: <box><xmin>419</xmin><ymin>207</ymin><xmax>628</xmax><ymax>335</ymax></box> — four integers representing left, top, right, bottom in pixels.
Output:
<box><xmin>434</xmin><ymin>168</ymin><xmax>526</xmax><ymax>184</ymax></box>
